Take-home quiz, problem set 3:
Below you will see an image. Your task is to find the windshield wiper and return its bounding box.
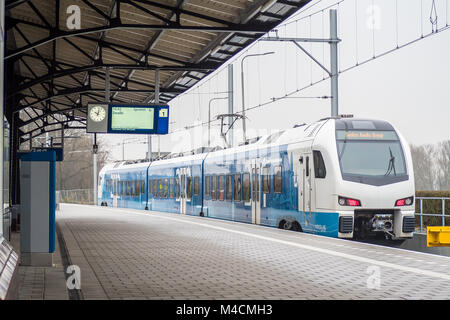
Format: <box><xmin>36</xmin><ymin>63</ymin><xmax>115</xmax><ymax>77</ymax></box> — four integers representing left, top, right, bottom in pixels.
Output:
<box><xmin>384</xmin><ymin>147</ymin><xmax>396</xmax><ymax>176</ymax></box>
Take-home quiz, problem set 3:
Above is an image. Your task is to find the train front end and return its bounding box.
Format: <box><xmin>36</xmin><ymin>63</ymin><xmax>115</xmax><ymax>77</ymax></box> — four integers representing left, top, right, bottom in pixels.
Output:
<box><xmin>318</xmin><ymin>118</ymin><xmax>416</xmax><ymax>240</ymax></box>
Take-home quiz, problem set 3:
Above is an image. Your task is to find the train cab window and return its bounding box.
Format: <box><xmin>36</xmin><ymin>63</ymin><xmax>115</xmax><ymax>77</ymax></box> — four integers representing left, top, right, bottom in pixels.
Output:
<box><xmin>242</xmin><ymin>173</ymin><xmax>250</xmax><ymax>202</ymax></box>
<box><xmin>169</xmin><ymin>178</ymin><xmax>174</xmax><ymax>198</ymax></box>
<box><xmin>274</xmin><ymin>166</ymin><xmax>282</xmax><ymax>194</ymax></box>
<box><xmin>186</xmin><ymin>177</ymin><xmax>192</xmax><ymax>199</ymax></box>
<box><xmin>262</xmin><ymin>166</ymin><xmax>271</xmax><ymax>194</ymax></box>
<box><xmin>194</xmin><ymin>177</ymin><xmax>199</xmax><ymax>196</ymax></box>
<box><xmin>313</xmin><ymin>150</ymin><xmax>327</xmax><ymax>178</ymax></box>
<box><xmin>211</xmin><ymin>176</ymin><xmax>217</xmax><ymax>200</ymax></box>
<box><xmin>218</xmin><ymin>175</ymin><xmax>225</xmax><ymax>201</ymax></box>
<box><xmin>226</xmin><ymin>174</ymin><xmax>232</xmax><ymax>201</ymax></box>
<box><xmin>205</xmin><ymin>176</ymin><xmax>210</xmax><ymax>196</ymax></box>
<box><xmin>234</xmin><ymin>174</ymin><xmax>241</xmax><ymax>202</ymax></box>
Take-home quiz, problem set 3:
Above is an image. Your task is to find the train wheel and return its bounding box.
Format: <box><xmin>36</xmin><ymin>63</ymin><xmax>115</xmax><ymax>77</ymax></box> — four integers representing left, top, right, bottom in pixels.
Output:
<box><xmin>292</xmin><ymin>221</ymin><xmax>302</xmax><ymax>232</ymax></box>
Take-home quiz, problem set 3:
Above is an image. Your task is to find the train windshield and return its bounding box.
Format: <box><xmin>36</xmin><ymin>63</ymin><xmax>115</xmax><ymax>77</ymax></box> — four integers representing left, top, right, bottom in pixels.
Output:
<box><xmin>336</xmin><ymin>130</ymin><xmax>408</xmax><ymax>185</ymax></box>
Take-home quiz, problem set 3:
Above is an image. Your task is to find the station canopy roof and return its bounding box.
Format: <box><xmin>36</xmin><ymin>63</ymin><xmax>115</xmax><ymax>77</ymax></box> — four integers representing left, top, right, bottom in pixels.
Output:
<box><xmin>4</xmin><ymin>0</ymin><xmax>311</xmax><ymax>143</ymax></box>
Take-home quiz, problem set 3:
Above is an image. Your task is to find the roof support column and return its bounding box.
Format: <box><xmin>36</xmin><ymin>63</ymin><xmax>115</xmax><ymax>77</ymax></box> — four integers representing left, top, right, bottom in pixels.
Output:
<box><xmin>330</xmin><ymin>9</ymin><xmax>339</xmax><ymax>117</ymax></box>
<box><xmin>0</xmin><ymin>0</ymin><xmax>4</xmax><ymax>237</ymax></box>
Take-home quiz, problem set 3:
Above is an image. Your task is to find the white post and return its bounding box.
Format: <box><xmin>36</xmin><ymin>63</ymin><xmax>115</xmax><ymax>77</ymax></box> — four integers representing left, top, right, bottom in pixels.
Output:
<box><xmin>0</xmin><ymin>0</ymin><xmax>4</xmax><ymax>237</ymax></box>
<box><xmin>228</xmin><ymin>64</ymin><xmax>233</xmax><ymax>147</ymax></box>
<box><xmin>330</xmin><ymin>9</ymin><xmax>339</xmax><ymax>117</ymax></box>
<box><xmin>240</xmin><ymin>59</ymin><xmax>247</xmax><ymax>144</ymax></box>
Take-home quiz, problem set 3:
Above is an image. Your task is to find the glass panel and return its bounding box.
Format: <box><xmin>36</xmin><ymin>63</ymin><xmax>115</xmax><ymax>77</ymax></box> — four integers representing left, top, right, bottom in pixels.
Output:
<box><xmin>226</xmin><ymin>174</ymin><xmax>232</xmax><ymax>201</ymax></box>
<box><xmin>337</xmin><ymin>141</ymin><xmax>407</xmax><ymax>177</ymax></box>
<box><xmin>205</xmin><ymin>176</ymin><xmax>210</xmax><ymax>196</ymax></box>
<box><xmin>242</xmin><ymin>173</ymin><xmax>250</xmax><ymax>201</ymax></box>
<box><xmin>218</xmin><ymin>175</ymin><xmax>225</xmax><ymax>201</ymax></box>
<box><xmin>169</xmin><ymin>178</ymin><xmax>174</xmax><ymax>198</ymax></box>
<box><xmin>164</xmin><ymin>178</ymin><xmax>168</xmax><ymax>198</ymax></box>
<box><xmin>263</xmin><ymin>166</ymin><xmax>270</xmax><ymax>193</ymax></box>
<box><xmin>212</xmin><ymin>176</ymin><xmax>217</xmax><ymax>200</ymax></box>
<box><xmin>194</xmin><ymin>176</ymin><xmax>199</xmax><ymax>196</ymax></box>
<box><xmin>186</xmin><ymin>176</ymin><xmax>192</xmax><ymax>199</ymax></box>
<box><xmin>181</xmin><ymin>175</ymin><xmax>185</xmax><ymax>198</ymax></box>
<box><xmin>313</xmin><ymin>151</ymin><xmax>327</xmax><ymax>178</ymax></box>
<box><xmin>154</xmin><ymin>179</ymin><xmax>158</xmax><ymax>198</ymax></box>
<box><xmin>234</xmin><ymin>174</ymin><xmax>241</xmax><ymax>202</ymax></box>
<box><xmin>158</xmin><ymin>179</ymin><xmax>162</xmax><ymax>198</ymax></box>
<box><xmin>175</xmin><ymin>177</ymin><xmax>180</xmax><ymax>198</ymax></box>
<box><xmin>274</xmin><ymin>166</ymin><xmax>282</xmax><ymax>193</ymax></box>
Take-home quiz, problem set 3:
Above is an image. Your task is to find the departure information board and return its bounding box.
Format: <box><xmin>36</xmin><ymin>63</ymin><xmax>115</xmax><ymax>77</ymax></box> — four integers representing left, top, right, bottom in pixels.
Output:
<box><xmin>87</xmin><ymin>103</ymin><xmax>169</xmax><ymax>134</ymax></box>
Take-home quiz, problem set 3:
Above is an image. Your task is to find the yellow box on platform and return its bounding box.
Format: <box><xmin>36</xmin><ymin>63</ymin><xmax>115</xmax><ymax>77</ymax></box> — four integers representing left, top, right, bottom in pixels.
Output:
<box><xmin>427</xmin><ymin>226</ymin><xmax>450</xmax><ymax>247</ymax></box>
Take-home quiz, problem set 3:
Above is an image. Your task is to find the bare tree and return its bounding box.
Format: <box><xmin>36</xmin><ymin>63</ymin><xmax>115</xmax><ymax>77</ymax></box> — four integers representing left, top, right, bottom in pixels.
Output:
<box><xmin>435</xmin><ymin>140</ymin><xmax>450</xmax><ymax>190</ymax></box>
<box><xmin>56</xmin><ymin>130</ymin><xmax>110</xmax><ymax>190</ymax></box>
<box><xmin>410</xmin><ymin>144</ymin><xmax>436</xmax><ymax>190</ymax></box>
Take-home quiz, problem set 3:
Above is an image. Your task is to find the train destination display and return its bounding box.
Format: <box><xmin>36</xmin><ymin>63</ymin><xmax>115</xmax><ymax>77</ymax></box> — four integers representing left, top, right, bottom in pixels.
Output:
<box><xmin>87</xmin><ymin>103</ymin><xmax>169</xmax><ymax>134</ymax></box>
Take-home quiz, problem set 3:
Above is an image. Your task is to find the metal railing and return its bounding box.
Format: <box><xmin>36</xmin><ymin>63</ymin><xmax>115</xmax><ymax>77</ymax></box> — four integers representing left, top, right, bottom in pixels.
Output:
<box><xmin>57</xmin><ymin>189</ymin><xmax>94</xmax><ymax>205</ymax></box>
<box><xmin>415</xmin><ymin>197</ymin><xmax>450</xmax><ymax>233</ymax></box>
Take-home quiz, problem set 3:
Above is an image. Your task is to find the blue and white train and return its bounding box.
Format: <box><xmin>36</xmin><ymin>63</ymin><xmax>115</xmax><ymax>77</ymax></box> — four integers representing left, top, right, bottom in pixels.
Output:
<box><xmin>98</xmin><ymin>117</ymin><xmax>416</xmax><ymax>240</ymax></box>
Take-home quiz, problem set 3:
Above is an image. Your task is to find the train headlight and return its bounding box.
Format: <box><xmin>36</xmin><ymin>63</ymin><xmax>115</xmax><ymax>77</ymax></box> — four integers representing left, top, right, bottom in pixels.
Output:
<box><xmin>338</xmin><ymin>196</ymin><xmax>361</xmax><ymax>207</ymax></box>
<box><xmin>395</xmin><ymin>196</ymin><xmax>414</xmax><ymax>206</ymax></box>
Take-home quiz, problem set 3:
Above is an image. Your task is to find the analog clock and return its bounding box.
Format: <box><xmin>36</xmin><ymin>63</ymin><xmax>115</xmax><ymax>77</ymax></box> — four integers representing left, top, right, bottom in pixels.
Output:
<box><xmin>89</xmin><ymin>105</ymin><xmax>106</xmax><ymax>122</ymax></box>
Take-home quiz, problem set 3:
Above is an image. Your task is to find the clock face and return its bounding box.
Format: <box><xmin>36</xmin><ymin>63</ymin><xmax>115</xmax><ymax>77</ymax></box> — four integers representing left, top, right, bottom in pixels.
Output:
<box><xmin>89</xmin><ymin>105</ymin><xmax>106</xmax><ymax>122</ymax></box>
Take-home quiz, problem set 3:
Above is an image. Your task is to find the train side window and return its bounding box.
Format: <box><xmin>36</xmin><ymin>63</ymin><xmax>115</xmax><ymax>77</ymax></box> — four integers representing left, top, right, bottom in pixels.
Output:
<box><xmin>205</xmin><ymin>176</ymin><xmax>210</xmax><ymax>196</ymax></box>
<box><xmin>135</xmin><ymin>180</ymin><xmax>139</xmax><ymax>196</ymax></box>
<box><xmin>234</xmin><ymin>174</ymin><xmax>241</xmax><ymax>202</ymax></box>
<box><xmin>169</xmin><ymin>178</ymin><xmax>174</xmax><ymax>198</ymax></box>
<box><xmin>194</xmin><ymin>176</ymin><xmax>199</xmax><ymax>196</ymax></box>
<box><xmin>306</xmin><ymin>156</ymin><xmax>310</xmax><ymax>177</ymax></box>
<box><xmin>274</xmin><ymin>166</ymin><xmax>282</xmax><ymax>194</ymax></box>
<box><xmin>175</xmin><ymin>177</ymin><xmax>180</xmax><ymax>198</ymax></box>
<box><xmin>148</xmin><ymin>179</ymin><xmax>153</xmax><ymax>196</ymax></box>
<box><xmin>313</xmin><ymin>150</ymin><xmax>327</xmax><ymax>178</ymax></box>
<box><xmin>226</xmin><ymin>174</ymin><xmax>232</xmax><ymax>201</ymax></box>
<box><xmin>211</xmin><ymin>176</ymin><xmax>217</xmax><ymax>200</ymax></box>
<box><xmin>186</xmin><ymin>177</ymin><xmax>192</xmax><ymax>199</ymax></box>
<box><xmin>218</xmin><ymin>175</ymin><xmax>225</xmax><ymax>201</ymax></box>
<box><xmin>242</xmin><ymin>173</ymin><xmax>250</xmax><ymax>201</ymax></box>
<box><xmin>141</xmin><ymin>180</ymin><xmax>145</xmax><ymax>195</ymax></box>
<box><xmin>262</xmin><ymin>166</ymin><xmax>270</xmax><ymax>194</ymax></box>
<box><xmin>157</xmin><ymin>179</ymin><xmax>162</xmax><ymax>198</ymax></box>
<box><xmin>126</xmin><ymin>181</ymin><xmax>131</xmax><ymax>196</ymax></box>
<box><xmin>163</xmin><ymin>178</ymin><xmax>168</xmax><ymax>198</ymax></box>
<box><xmin>154</xmin><ymin>179</ymin><xmax>157</xmax><ymax>198</ymax></box>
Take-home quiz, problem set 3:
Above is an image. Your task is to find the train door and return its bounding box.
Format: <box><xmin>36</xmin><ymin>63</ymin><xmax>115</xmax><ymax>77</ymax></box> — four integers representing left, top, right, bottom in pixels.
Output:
<box><xmin>179</xmin><ymin>168</ymin><xmax>188</xmax><ymax>214</ymax></box>
<box><xmin>113</xmin><ymin>178</ymin><xmax>118</xmax><ymax>208</ymax></box>
<box><xmin>298</xmin><ymin>153</ymin><xmax>312</xmax><ymax>229</ymax></box>
<box><xmin>250</xmin><ymin>159</ymin><xmax>261</xmax><ymax>225</ymax></box>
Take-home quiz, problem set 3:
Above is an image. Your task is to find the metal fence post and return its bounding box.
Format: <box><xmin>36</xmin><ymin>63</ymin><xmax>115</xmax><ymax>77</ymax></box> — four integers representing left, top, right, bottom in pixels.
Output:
<box><xmin>443</xmin><ymin>198</ymin><xmax>446</xmax><ymax>226</ymax></box>
<box><xmin>420</xmin><ymin>198</ymin><xmax>423</xmax><ymax>232</ymax></box>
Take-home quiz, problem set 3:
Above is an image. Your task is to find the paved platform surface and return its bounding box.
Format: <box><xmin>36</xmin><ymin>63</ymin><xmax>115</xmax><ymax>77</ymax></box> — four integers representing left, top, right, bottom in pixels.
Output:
<box><xmin>56</xmin><ymin>204</ymin><xmax>450</xmax><ymax>300</ymax></box>
<box><xmin>10</xmin><ymin>232</ymin><xmax>68</xmax><ymax>300</ymax></box>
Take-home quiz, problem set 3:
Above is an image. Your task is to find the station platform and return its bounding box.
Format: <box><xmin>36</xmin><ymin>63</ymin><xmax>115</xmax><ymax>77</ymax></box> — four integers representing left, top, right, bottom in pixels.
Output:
<box><xmin>13</xmin><ymin>204</ymin><xmax>450</xmax><ymax>299</ymax></box>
